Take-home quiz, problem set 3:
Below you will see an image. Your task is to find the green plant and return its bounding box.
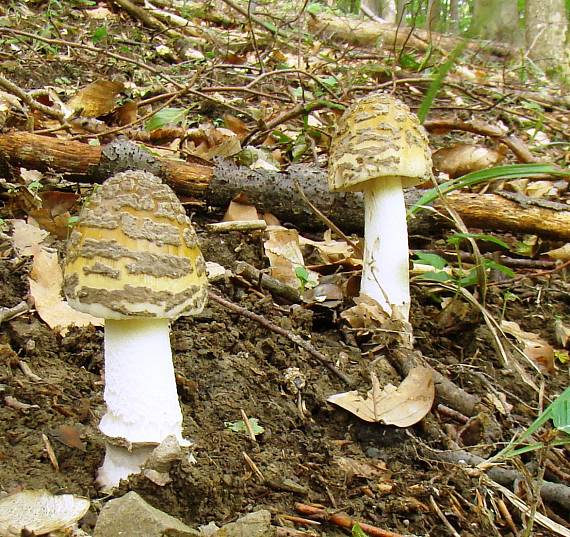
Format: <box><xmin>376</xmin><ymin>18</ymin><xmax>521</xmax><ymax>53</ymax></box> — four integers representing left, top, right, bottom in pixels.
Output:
<box><xmin>295</xmin><ymin>265</ymin><xmax>317</xmax><ymax>291</ymax></box>
<box><xmin>413</xmin><ymin>232</ymin><xmax>514</xmax><ymax>289</ymax></box>
<box><xmin>409</xmin><ymin>163</ymin><xmax>570</xmax><ymax>216</ymax></box>
<box><xmin>224</xmin><ymin>418</ymin><xmax>265</xmax><ymax>436</ymax></box>
<box><xmin>486</xmin><ymin>387</ymin><xmax>570</xmax><ymax>463</ymax></box>
<box><xmin>352</xmin><ymin>523</ymin><xmax>369</xmax><ymax>536</ymax></box>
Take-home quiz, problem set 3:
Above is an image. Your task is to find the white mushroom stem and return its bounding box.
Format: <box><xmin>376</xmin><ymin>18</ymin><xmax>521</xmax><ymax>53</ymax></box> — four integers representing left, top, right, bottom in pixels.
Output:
<box><xmin>97</xmin><ymin>318</ymin><xmax>189</xmax><ymax>489</ymax></box>
<box><xmin>100</xmin><ymin>318</ymin><xmax>189</xmax><ymax>444</ymax></box>
<box><xmin>361</xmin><ymin>176</ymin><xmax>411</xmax><ymax>321</ymax></box>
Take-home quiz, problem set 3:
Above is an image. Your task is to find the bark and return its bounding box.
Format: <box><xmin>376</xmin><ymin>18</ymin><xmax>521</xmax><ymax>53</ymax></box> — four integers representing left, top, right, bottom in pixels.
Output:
<box><xmin>0</xmin><ymin>132</ymin><xmax>212</xmax><ymax>198</ymax></box>
<box><xmin>469</xmin><ymin>0</ymin><xmax>523</xmax><ymax>46</ymax></box>
<box><xmin>308</xmin><ymin>11</ymin><xmax>513</xmax><ymax>57</ymax></box>
<box><xmin>1</xmin><ymin>133</ymin><xmax>570</xmax><ymax>240</ymax></box>
<box><xmin>448</xmin><ymin>0</ymin><xmax>459</xmax><ymax>34</ymax></box>
<box><xmin>381</xmin><ymin>0</ymin><xmax>396</xmax><ymax>23</ymax></box>
<box><xmin>525</xmin><ymin>0</ymin><xmax>569</xmax><ymax>76</ymax></box>
<box><xmin>427</xmin><ymin>0</ymin><xmax>442</xmax><ymax>35</ymax></box>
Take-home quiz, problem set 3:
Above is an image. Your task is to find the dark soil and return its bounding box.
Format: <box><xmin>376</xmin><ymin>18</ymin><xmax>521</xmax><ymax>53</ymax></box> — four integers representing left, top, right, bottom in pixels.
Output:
<box><xmin>1</xmin><ymin>227</ymin><xmax>569</xmax><ymax>537</ymax></box>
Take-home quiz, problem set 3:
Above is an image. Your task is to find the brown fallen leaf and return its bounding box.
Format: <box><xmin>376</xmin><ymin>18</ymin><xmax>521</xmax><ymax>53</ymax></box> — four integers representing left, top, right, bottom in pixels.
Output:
<box><xmin>554</xmin><ymin>318</ymin><xmax>570</xmax><ymax>348</ymax></box>
<box><xmin>54</xmin><ymin>425</ymin><xmax>86</xmax><ymax>451</ymax></box>
<box><xmin>11</xmin><ymin>219</ymin><xmax>49</xmax><ymax>256</ymax></box>
<box><xmin>264</xmin><ymin>227</ymin><xmax>318</xmax><ymax>289</ymax></box>
<box><xmin>223</xmin><ymin>200</ymin><xmax>259</xmax><ymax>222</ymax></box>
<box><xmin>432</xmin><ymin>144</ymin><xmax>505</xmax><ymax>178</ymax></box>
<box><xmin>67</xmin><ymin>79</ymin><xmax>124</xmax><ymax>117</ymax></box>
<box><xmin>335</xmin><ymin>456</ymin><xmax>389</xmax><ymax>479</ymax></box>
<box><xmin>327</xmin><ymin>367</ymin><xmax>435</xmax><ymax>427</ymax></box>
<box><xmin>29</xmin><ymin>248</ymin><xmax>103</xmax><ymax>335</ymax></box>
<box><xmin>546</xmin><ymin>243</ymin><xmax>570</xmax><ymax>261</ymax></box>
<box><xmin>500</xmin><ymin>320</ymin><xmax>555</xmax><ymax>373</ymax></box>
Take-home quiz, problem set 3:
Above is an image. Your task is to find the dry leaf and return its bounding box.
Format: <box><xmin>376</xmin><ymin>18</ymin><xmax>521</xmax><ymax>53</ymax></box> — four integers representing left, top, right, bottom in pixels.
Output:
<box><xmin>0</xmin><ymin>489</ymin><xmax>90</xmax><ymax>536</ymax></box>
<box><xmin>223</xmin><ymin>113</ymin><xmax>249</xmax><ymax>140</ymax></box>
<box><xmin>67</xmin><ymin>79</ymin><xmax>124</xmax><ymax>117</ymax></box>
<box><xmin>335</xmin><ymin>456</ymin><xmax>388</xmax><ymax>478</ymax></box>
<box><xmin>11</xmin><ymin>219</ymin><xmax>49</xmax><ymax>256</ymax></box>
<box><xmin>432</xmin><ymin>144</ymin><xmax>505</xmax><ymax>178</ymax></box>
<box><xmin>29</xmin><ymin>248</ymin><xmax>102</xmax><ymax>335</ymax></box>
<box><xmin>546</xmin><ymin>243</ymin><xmax>570</xmax><ymax>261</ymax></box>
<box><xmin>341</xmin><ymin>295</ymin><xmax>413</xmax><ymax>348</ymax></box>
<box><xmin>555</xmin><ymin>318</ymin><xmax>570</xmax><ymax>348</ymax></box>
<box><xmin>525</xmin><ymin>180</ymin><xmax>556</xmax><ymax>198</ymax></box>
<box><xmin>327</xmin><ymin>368</ymin><xmax>435</xmax><ymax>427</ymax></box>
<box><xmin>54</xmin><ymin>425</ymin><xmax>86</xmax><ymax>450</ymax></box>
<box><xmin>115</xmin><ymin>100</ymin><xmax>138</xmax><ymax>126</ymax></box>
<box><xmin>28</xmin><ymin>191</ymin><xmax>79</xmax><ymax>239</ymax></box>
<box><xmin>299</xmin><ymin>236</ymin><xmax>355</xmax><ymax>263</ymax></box>
<box><xmin>501</xmin><ymin>320</ymin><xmax>555</xmax><ymax>373</ymax></box>
<box><xmin>85</xmin><ymin>6</ymin><xmax>115</xmax><ymax>19</ymax></box>
<box><xmin>264</xmin><ymin>227</ymin><xmax>317</xmax><ymax>288</ymax></box>
<box><xmin>223</xmin><ymin>200</ymin><xmax>259</xmax><ymax>222</ymax></box>
<box><xmin>185</xmin><ymin>126</ymin><xmax>241</xmax><ymax>160</ymax></box>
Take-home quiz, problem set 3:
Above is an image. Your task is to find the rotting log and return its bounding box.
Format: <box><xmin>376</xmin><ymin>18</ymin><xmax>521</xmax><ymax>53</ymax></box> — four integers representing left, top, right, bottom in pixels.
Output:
<box><xmin>0</xmin><ymin>132</ymin><xmax>212</xmax><ymax>198</ymax></box>
<box><xmin>307</xmin><ymin>12</ymin><xmax>513</xmax><ymax>57</ymax></box>
<box><xmin>1</xmin><ymin>132</ymin><xmax>570</xmax><ymax>240</ymax></box>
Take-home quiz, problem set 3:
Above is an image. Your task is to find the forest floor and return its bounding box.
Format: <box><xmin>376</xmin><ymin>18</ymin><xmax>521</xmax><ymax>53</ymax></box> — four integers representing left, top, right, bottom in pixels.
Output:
<box><xmin>0</xmin><ymin>1</ymin><xmax>569</xmax><ymax>536</ymax></box>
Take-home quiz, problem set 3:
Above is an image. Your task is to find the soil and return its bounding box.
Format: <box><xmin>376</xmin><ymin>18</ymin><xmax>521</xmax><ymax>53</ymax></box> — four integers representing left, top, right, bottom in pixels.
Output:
<box><xmin>0</xmin><ymin>3</ymin><xmax>569</xmax><ymax>535</ymax></box>
<box><xmin>1</xmin><ymin>226</ymin><xmax>569</xmax><ymax>537</ymax></box>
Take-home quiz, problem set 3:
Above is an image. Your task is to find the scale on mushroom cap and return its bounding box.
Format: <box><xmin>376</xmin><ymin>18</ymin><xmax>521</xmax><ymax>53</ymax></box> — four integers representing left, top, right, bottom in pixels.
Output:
<box><xmin>64</xmin><ymin>170</ymin><xmax>208</xmax><ymax>490</ymax></box>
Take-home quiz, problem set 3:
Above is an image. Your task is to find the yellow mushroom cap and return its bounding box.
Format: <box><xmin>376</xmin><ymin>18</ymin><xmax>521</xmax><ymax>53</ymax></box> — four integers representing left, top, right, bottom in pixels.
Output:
<box><xmin>64</xmin><ymin>170</ymin><xmax>208</xmax><ymax>320</ymax></box>
<box><xmin>328</xmin><ymin>93</ymin><xmax>432</xmax><ymax>192</ymax></box>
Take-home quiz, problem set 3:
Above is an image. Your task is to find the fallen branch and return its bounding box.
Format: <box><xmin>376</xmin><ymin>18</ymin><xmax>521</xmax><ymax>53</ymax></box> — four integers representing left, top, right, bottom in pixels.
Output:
<box><xmin>2</xmin><ymin>133</ymin><xmax>570</xmax><ymax>239</ymax></box>
<box><xmin>434</xmin><ymin>449</ymin><xmax>570</xmax><ymax>512</ymax></box>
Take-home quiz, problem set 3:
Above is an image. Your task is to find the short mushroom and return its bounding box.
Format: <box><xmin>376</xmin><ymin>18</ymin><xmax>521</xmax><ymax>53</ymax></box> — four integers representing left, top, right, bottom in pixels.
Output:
<box><xmin>64</xmin><ymin>170</ymin><xmax>208</xmax><ymax>490</ymax></box>
<box><xmin>328</xmin><ymin>93</ymin><xmax>432</xmax><ymax>321</ymax></box>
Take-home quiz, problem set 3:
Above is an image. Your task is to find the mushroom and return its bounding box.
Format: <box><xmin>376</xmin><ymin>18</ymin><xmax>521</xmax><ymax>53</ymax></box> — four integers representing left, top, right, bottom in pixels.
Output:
<box><xmin>64</xmin><ymin>170</ymin><xmax>208</xmax><ymax>490</ymax></box>
<box><xmin>328</xmin><ymin>93</ymin><xmax>432</xmax><ymax>321</ymax></box>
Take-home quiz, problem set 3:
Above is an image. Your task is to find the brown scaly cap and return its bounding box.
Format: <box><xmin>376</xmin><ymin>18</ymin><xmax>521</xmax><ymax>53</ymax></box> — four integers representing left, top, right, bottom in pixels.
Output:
<box><xmin>328</xmin><ymin>93</ymin><xmax>433</xmax><ymax>192</ymax></box>
<box><xmin>64</xmin><ymin>170</ymin><xmax>207</xmax><ymax>320</ymax></box>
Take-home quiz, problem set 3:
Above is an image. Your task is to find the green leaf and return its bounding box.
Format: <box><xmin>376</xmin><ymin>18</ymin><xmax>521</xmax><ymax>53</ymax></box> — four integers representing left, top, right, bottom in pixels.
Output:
<box><xmin>291</xmin><ymin>135</ymin><xmax>309</xmax><ymax>161</ymax></box>
<box><xmin>416</xmin><ymin>271</ymin><xmax>454</xmax><ymax>283</ymax></box>
<box><xmin>67</xmin><ymin>216</ymin><xmax>80</xmax><ymax>228</ymax></box>
<box><xmin>418</xmin><ymin>39</ymin><xmax>467</xmax><ymax>123</ymax></box>
<box><xmin>399</xmin><ymin>53</ymin><xmax>420</xmax><ymax>70</ymax></box>
<box><xmin>319</xmin><ymin>75</ymin><xmax>339</xmax><ymax>88</ymax></box>
<box><xmin>551</xmin><ymin>387</ymin><xmax>570</xmax><ymax>434</ymax></box>
<box><xmin>352</xmin><ymin>523</ymin><xmax>369</xmax><ymax>537</ymax></box>
<box><xmin>295</xmin><ymin>265</ymin><xmax>310</xmax><ymax>284</ymax></box>
<box><xmin>224</xmin><ymin>418</ymin><xmax>265</xmax><ymax>436</ymax></box>
<box><xmin>91</xmin><ymin>26</ymin><xmax>108</xmax><ymax>44</ymax></box>
<box><xmin>409</xmin><ymin>164</ymin><xmax>570</xmax><ymax>216</ymax></box>
<box><xmin>145</xmin><ymin>107</ymin><xmax>187</xmax><ymax>131</ymax></box>
<box><xmin>307</xmin><ymin>3</ymin><xmax>324</xmax><ymax>15</ymax></box>
<box><xmin>447</xmin><ymin>232</ymin><xmax>509</xmax><ymax>249</ymax></box>
<box><xmin>413</xmin><ymin>252</ymin><xmax>448</xmax><ymax>270</ymax></box>
<box><xmin>483</xmin><ymin>260</ymin><xmax>515</xmax><ymax>278</ymax></box>
<box><xmin>457</xmin><ymin>269</ymin><xmax>480</xmax><ymax>288</ymax></box>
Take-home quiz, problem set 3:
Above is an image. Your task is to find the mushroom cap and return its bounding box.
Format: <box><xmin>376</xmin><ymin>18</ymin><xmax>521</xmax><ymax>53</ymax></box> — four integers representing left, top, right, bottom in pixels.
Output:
<box><xmin>64</xmin><ymin>170</ymin><xmax>208</xmax><ymax>320</ymax></box>
<box><xmin>328</xmin><ymin>93</ymin><xmax>432</xmax><ymax>192</ymax></box>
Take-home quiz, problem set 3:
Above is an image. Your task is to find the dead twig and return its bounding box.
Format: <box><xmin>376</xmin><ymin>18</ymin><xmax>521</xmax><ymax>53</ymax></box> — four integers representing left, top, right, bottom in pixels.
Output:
<box><xmin>294</xmin><ymin>503</ymin><xmax>411</xmax><ymax>537</ymax></box>
<box><xmin>429</xmin><ymin>495</ymin><xmax>461</xmax><ymax>537</ymax></box>
<box><xmin>0</xmin><ymin>301</ymin><xmax>30</xmax><ymax>325</ymax></box>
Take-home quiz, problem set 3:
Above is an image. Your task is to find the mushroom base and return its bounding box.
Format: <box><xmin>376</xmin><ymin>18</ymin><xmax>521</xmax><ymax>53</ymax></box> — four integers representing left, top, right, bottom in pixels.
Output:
<box><xmin>97</xmin><ymin>443</ymin><xmax>155</xmax><ymax>492</ymax></box>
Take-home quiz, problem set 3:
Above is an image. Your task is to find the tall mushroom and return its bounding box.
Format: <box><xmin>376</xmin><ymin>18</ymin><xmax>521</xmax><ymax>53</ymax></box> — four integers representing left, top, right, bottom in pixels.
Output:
<box><xmin>64</xmin><ymin>170</ymin><xmax>208</xmax><ymax>490</ymax></box>
<box><xmin>328</xmin><ymin>93</ymin><xmax>432</xmax><ymax>321</ymax></box>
